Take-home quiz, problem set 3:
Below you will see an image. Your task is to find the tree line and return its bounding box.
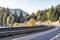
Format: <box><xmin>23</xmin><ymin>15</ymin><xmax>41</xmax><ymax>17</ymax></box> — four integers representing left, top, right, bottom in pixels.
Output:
<box><xmin>0</xmin><ymin>7</ymin><xmax>25</xmax><ymax>26</ymax></box>
<box><xmin>0</xmin><ymin>5</ymin><xmax>60</xmax><ymax>26</ymax></box>
<box><xmin>27</xmin><ymin>5</ymin><xmax>60</xmax><ymax>22</ymax></box>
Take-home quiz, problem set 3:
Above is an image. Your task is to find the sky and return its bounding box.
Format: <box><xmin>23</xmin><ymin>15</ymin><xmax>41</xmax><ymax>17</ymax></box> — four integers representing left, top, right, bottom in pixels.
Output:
<box><xmin>0</xmin><ymin>0</ymin><xmax>60</xmax><ymax>14</ymax></box>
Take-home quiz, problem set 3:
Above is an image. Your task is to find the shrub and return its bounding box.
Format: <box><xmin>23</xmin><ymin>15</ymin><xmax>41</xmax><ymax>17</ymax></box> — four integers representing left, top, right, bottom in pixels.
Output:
<box><xmin>26</xmin><ymin>18</ymin><xmax>35</xmax><ymax>27</ymax></box>
<box><xmin>13</xmin><ymin>23</ymin><xmax>18</xmax><ymax>27</ymax></box>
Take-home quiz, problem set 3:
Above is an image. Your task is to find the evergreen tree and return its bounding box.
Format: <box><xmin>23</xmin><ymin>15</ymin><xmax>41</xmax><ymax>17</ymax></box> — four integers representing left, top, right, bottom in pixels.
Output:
<box><xmin>56</xmin><ymin>5</ymin><xmax>60</xmax><ymax>13</ymax></box>
<box><xmin>19</xmin><ymin>10</ymin><xmax>23</xmax><ymax>19</ymax></box>
<box><xmin>14</xmin><ymin>10</ymin><xmax>18</xmax><ymax>18</ymax></box>
<box><xmin>30</xmin><ymin>12</ymin><xmax>36</xmax><ymax>20</ymax></box>
<box><xmin>50</xmin><ymin>7</ymin><xmax>59</xmax><ymax>22</ymax></box>
<box><xmin>14</xmin><ymin>10</ymin><xmax>18</xmax><ymax>22</ymax></box>
<box><xmin>6</xmin><ymin>8</ymin><xmax>11</xmax><ymax>16</ymax></box>
<box><xmin>49</xmin><ymin>6</ymin><xmax>55</xmax><ymax>21</ymax></box>
<box><xmin>0</xmin><ymin>13</ymin><xmax>3</xmax><ymax>26</ymax></box>
<box><xmin>18</xmin><ymin>10</ymin><xmax>23</xmax><ymax>23</ymax></box>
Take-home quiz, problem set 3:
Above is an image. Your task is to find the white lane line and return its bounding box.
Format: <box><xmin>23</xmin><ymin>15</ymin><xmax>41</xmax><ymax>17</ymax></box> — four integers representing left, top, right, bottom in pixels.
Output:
<box><xmin>50</xmin><ymin>33</ymin><xmax>60</xmax><ymax>40</ymax></box>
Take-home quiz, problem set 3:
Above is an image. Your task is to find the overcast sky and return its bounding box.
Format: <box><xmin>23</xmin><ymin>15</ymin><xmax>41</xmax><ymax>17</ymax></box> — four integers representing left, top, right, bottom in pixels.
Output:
<box><xmin>0</xmin><ymin>0</ymin><xmax>60</xmax><ymax>14</ymax></box>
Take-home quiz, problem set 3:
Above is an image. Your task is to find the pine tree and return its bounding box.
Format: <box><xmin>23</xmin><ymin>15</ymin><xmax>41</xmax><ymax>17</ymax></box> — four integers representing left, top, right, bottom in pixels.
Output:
<box><xmin>6</xmin><ymin>8</ymin><xmax>11</xmax><ymax>16</ymax></box>
<box><xmin>18</xmin><ymin>10</ymin><xmax>23</xmax><ymax>23</ymax></box>
<box><xmin>0</xmin><ymin>14</ymin><xmax>3</xmax><ymax>26</ymax></box>
<box><xmin>49</xmin><ymin>6</ymin><xmax>55</xmax><ymax>21</ymax></box>
<box><xmin>30</xmin><ymin>12</ymin><xmax>36</xmax><ymax>20</ymax></box>
<box><xmin>14</xmin><ymin>10</ymin><xmax>18</xmax><ymax>22</ymax></box>
<box><xmin>50</xmin><ymin>7</ymin><xmax>59</xmax><ymax>22</ymax></box>
<box><xmin>19</xmin><ymin>10</ymin><xmax>23</xmax><ymax>19</ymax></box>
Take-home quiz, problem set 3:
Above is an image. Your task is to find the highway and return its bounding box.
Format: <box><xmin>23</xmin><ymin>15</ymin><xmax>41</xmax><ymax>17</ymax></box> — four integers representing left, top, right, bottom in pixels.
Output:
<box><xmin>0</xmin><ymin>25</ymin><xmax>54</xmax><ymax>36</ymax></box>
<box><xmin>12</xmin><ymin>27</ymin><xmax>60</xmax><ymax>40</ymax></box>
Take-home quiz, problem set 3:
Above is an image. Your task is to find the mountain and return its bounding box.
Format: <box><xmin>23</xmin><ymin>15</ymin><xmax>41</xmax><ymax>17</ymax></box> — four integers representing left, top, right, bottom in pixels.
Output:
<box><xmin>0</xmin><ymin>7</ymin><xmax>28</xmax><ymax>17</ymax></box>
<box><xmin>10</xmin><ymin>9</ymin><xmax>28</xmax><ymax>16</ymax></box>
<box><xmin>0</xmin><ymin>7</ymin><xmax>3</xmax><ymax>10</ymax></box>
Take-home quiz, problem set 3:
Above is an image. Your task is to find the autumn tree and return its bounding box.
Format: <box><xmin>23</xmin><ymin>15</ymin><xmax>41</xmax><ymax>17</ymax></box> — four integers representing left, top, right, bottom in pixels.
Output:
<box><xmin>3</xmin><ymin>12</ymin><xmax>7</xmax><ymax>26</ymax></box>
<box><xmin>35</xmin><ymin>10</ymin><xmax>41</xmax><ymax>21</ymax></box>
<box><xmin>7</xmin><ymin>13</ymin><xmax>15</xmax><ymax>26</ymax></box>
<box><xmin>59</xmin><ymin>14</ymin><xmax>60</xmax><ymax>23</ymax></box>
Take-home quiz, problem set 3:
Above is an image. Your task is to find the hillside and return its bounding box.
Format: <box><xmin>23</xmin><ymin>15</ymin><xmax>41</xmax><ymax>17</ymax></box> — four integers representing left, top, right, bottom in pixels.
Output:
<box><xmin>0</xmin><ymin>7</ymin><xmax>28</xmax><ymax>17</ymax></box>
<box><xmin>0</xmin><ymin>5</ymin><xmax>60</xmax><ymax>27</ymax></box>
<box><xmin>10</xmin><ymin>9</ymin><xmax>28</xmax><ymax>16</ymax></box>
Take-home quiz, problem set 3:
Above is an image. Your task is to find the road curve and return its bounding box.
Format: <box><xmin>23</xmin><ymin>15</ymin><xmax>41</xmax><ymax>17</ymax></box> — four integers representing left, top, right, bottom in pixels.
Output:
<box><xmin>12</xmin><ymin>27</ymin><xmax>60</xmax><ymax>40</ymax></box>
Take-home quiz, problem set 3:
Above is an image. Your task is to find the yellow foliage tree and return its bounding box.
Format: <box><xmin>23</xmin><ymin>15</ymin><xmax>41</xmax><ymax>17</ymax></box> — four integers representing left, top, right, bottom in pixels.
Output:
<box><xmin>37</xmin><ymin>15</ymin><xmax>41</xmax><ymax>21</ymax></box>
<box><xmin>46</xmin><ymin>10</ymin><xmax>51</xmax><ymax>20</ymax></box>
<box><xmin>27</xmin><ymin>18</ymin><xmax>35</xmax><ymax>27</ymax></box>
<box><xmin>7</xmin><ymin>16</ymin><xmax>10</xmax><ymax>26</ymax></box>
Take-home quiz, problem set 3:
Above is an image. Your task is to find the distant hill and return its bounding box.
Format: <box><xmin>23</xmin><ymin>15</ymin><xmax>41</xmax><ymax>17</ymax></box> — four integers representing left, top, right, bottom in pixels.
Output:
<box><xmin>10</xmin><ymin>9</ymin><xmax>28</xmax><ymax>16</ymax></box>
<box><xmin>0</xmin><ymin>7</ymin><xmax>28</xmax><ymax>16</ymax></box>
<box><xmin>0</xmin><ymin>7</ymin><xmax>3</xmax><ymax>10</ymax></box>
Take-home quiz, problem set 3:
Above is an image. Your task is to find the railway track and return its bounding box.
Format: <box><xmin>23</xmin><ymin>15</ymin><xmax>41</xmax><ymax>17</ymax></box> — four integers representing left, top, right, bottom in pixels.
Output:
<box><xmin>0</xmin><ymin>25</ymin><xmax>55</xmax><ymax>38</ymax></box>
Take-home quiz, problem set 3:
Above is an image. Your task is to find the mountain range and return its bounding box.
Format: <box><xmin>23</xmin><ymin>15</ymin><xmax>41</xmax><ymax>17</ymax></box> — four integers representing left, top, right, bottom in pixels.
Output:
<box><xmin>0</xmin><ymin>7</ymin><xmax>28</xmax><ymax>16</ymax></box>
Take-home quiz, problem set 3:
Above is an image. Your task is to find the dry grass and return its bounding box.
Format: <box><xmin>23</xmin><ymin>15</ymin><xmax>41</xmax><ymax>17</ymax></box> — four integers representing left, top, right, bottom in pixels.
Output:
<box><xmin>35</xmin><ymin>20</ymin><xmax>60</xmax><ymax>26</ymax></box>
<box><xmin>8</xmin><ymin>20</ymin><xmax>60</xmax><ymax>27</ymax></box>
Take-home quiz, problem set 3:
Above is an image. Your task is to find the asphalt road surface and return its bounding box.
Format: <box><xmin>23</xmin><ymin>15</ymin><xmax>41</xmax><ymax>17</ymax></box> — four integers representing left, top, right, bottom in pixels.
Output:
<box><xmin>12</xmin><ymin>27</ymin><xmax>60</xmax><ymax>40</ymax></box>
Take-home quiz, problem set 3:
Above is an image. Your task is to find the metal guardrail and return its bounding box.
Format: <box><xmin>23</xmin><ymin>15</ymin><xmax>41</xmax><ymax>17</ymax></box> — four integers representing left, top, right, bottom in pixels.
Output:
<box><xmin>0</xmin><ymin>25</ymin><xmax>55</xmax><ymax>38</ymax></box>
